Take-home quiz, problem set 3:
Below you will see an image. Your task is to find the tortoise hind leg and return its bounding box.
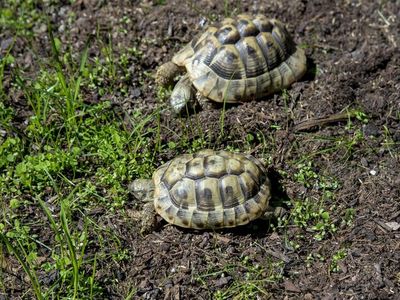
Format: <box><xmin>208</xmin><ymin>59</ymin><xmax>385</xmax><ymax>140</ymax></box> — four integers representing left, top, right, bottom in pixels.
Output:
<box><xmin>196</xmin><ymin>91</ymin><xmax>218</xmax><ymax>112</ymax></box>
<box><xmin>261</xmin><ymin>206</ymin><xmax>287</xmax><ymax>221</ymax></box>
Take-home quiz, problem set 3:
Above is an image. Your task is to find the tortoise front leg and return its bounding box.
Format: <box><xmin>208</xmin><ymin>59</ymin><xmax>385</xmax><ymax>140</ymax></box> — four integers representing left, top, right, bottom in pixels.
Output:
<box><xmin>128</xmin><ymin>179</ymin><xmax>158</xmax><ymax>234</ymax></box>
<box><xmin>169</xmin><ymin>74</ymin><xmax>197</xmax><ymax>115</ymax></box>
<box><xmin>140</xmin><ymin>201</ymin><xmax>158</xmax><ymax>234</ymax></box>
<box><xmin>128</xmin><ymin>202</ymin><xmax>158</xmax><ymax>235</ymax></box>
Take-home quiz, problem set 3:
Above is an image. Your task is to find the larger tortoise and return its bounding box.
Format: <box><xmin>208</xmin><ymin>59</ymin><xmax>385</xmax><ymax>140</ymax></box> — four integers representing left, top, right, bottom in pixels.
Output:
<box><xmin>157</xmin><ymin>14</ymin><xmax>307</xmax><ymax>114</ymax></box>
<box><xmin>129</xmin><ymin>149</ymin><xmax>278</xmax><ymax>233</ymax></box>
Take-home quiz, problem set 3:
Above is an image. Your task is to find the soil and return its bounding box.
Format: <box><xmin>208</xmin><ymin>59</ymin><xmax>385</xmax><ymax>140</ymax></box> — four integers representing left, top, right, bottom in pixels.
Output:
<box><xmin>1</xmin><ymin>0</ymin><xmax>400</xmax><ymax>299</ymax></box>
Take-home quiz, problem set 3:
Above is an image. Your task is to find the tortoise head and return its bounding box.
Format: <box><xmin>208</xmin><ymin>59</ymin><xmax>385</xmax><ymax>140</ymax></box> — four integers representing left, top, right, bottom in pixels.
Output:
<box><xmin>128</xmin><ymin>179</ymin><xmax>155</xmax><ymax>202</ymax></box>
<box><xmin>155</xmin><ymin>61</ymin><xmax>182</xmax><ymax>87</ymax></box>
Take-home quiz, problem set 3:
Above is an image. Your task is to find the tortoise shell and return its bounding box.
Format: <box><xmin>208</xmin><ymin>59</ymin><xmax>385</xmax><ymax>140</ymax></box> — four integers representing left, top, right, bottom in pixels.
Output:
<box><xmin>172</xmin><ymin>14</ymin><xmax>306</xmax><ymax>103</ymax></box>
<box><xmin>152</xmin><ymin>149</ymin><xmax>271</xmax><ymax>229</ymax></box>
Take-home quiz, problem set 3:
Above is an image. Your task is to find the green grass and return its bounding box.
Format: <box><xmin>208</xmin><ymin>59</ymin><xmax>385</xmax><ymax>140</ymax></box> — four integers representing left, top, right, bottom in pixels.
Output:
<box><xmin>0</xmin><ymin>0</ymin><xmax>46</xmax><ymax>37</ymax></box>
<box><xmin>196</xmin><ymin>255</ymin><xmax>284</xmax><ymax>299</ymax></box>
<box><xmin>0</xmin><ymin>3</ymin><xmax>162</xmax><ymax>297</ymax></box>
<box><xmin>1</xmin><ymin>233</ymin><xmax>44</xmax><ymax>299</ymax></box>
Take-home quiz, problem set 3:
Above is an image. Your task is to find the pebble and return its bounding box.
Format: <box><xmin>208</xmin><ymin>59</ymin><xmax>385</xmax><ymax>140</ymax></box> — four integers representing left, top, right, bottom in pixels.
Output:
<box><xmin>132</xmin><ymin>88</ymin><xmax>141</xmax><ymax>98</ymax></box>
<box><xmin>214</xmin><ymin>275</ymin><xmax>232</xmax><ymax>287</ymax></box>
<box><xmin>33</xmin><ymin>23</ymin><xmax>47</xmax><ymax>34</ymax></box>
<box><xmin>1</xmin><ymin>38</ymin><xmax>13</xmax><ymax>50</ymax></box>
<box><xmin>360</xmin><ymin>157</ymin><xmax>368</xmax><ymax>167</ymax></box>
<box><xmin>304</xmin><ymin>293</ymin><xmax>314</xmax><ymax>300</ymax></box>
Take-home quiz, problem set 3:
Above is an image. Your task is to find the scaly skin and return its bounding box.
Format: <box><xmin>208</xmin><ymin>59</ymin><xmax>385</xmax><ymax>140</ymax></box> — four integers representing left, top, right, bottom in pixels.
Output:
<box><xmin>169</xmin><ymin>75</ymin><xmax>218</xmax><ymax>115</ymax></box>
<box><xmin>169</xmin><ymin>74</ymin><xmax>196</xmax><ymax>114</ymax></box>
<box><xmin>261</xmin><ymin>206</ymin><xmax>286</xmax><ymax>221</ymax></box>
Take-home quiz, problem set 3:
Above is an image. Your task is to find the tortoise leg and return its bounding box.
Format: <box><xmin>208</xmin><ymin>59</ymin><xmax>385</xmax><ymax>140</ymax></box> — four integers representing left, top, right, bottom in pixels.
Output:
<box><xmin>261</xmin><ymin>206</ymin><xmax>287</xmax><ymax>221</ymax></box>
<box><xmin>169</xmin><ymin>74</ymin><xmax>196</xmax><ymax>115</ymax></box>
<box><xmin>140</xmin><ymin>201</ymin><xmax>158</xmax><ymax>234</ymax></box>
<box><xmin>128</xmin><ymin>179</ymin><xmax>158</xmax><ymax>234</ymax></box>
<box><xmin>128</xmin><ymin>202</ymin><xmax>158</xmax><ymax>235</ymax></box>
<box><xmin>156</xmin><ymin>61</ymin><xmax>182</xmax><ymax>87</ymax></box>
<box><xmin>195</xmin><ymin>91</ymin><xmax>215</xmax><ymax>112</ymax></box>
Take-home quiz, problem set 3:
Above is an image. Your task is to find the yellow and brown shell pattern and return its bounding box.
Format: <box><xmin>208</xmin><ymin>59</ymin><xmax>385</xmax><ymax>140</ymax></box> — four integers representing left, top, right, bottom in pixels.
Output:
<box><xmin>152</xmin><ymin>149</ymin><xmax>271</xmax><ymax>229</ymax></box>
<box><xmin>172</xmin><ymin>14</ymin><xmax>306</xmax><ymax>103</ymax></box>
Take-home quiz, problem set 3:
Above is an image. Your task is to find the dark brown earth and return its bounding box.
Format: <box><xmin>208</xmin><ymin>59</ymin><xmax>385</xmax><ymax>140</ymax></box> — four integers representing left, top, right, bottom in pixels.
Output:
<box><xmin>2</xmin><ymin>0</ymin><xmax>400</xmax><ymax>299</ymax></box>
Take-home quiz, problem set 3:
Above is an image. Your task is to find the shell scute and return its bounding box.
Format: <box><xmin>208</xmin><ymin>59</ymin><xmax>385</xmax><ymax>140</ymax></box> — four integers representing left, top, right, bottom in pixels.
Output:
<box><xmin>215</xmin><ymin>24</ymin><xmax>241</xmax><ymax>44</ymax></box>
<box><xmin>191</xmin><ymin>211</ymin><xmax>206</xmax><ymax>228</ymax></box>
<box><xmin>237</xmin><ymin>18</ymin><xmax>260</xmax><ymax>37</ymax></box>
<box><xmin>226</xmin><ymin>157</ymin><xmax>243</xmax><ymax>175</ymax></box>
<box><xmin>195</xmin><ymin>177</ymin><xmax>222</xmax><ymax>211</ymax></box>
<box><xmin>220</xmin><ymin>175</ymin><xmax>245</xmax><ymax>208</ymax></box>
<box><xmin>169</xmin><ymin>178</ymin><xmax>196</xmax><ymax>209</ymax></box>
<box><xmin>238</xmin><ymin>171</ymin><xmax>259</xmax><ymax>199</ymax></box>
<box><xmin>253</xmin><ymin>15</ymin><xmax>273</xmax><ymax>32</ymax></box>
<box><xmin>236</xmin><ymin>37</ymin><xmax>269</xmax><ymax>78</ymax></box>
<box><xmin>161</xmin><ymin>159</ymin><xmax>187</xmax><ymax>189</ymax></box>
<box><xmin>204</xmin><ymin>154</ymin><xmax>226</xmax><ymax>177</ymax></box>
<box><xmin>208</xmin><ymin>45</ymin><xmax>244</xmax><ymax>80</ymax></box>
<box><xmin>234</xmin><ymin>205</ymin><xmax>250</xmax><ymax>224</ymax></box>
<box><xmin>185</xmin><ymin>156</ymin><xmax>205</xmax><ymax>179</ymax></box>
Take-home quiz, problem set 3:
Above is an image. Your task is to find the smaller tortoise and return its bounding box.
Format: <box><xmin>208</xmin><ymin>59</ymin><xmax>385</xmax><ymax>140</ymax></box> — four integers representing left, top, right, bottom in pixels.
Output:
<box><xmin>156</xmin><ymin>14</ymin><xmax>307</xmax><ymax>114</ymax></box>
<box><xmin>129</xmin><ymin>149</ymin><xmax>280</xmax><ymax>233</ymax></box>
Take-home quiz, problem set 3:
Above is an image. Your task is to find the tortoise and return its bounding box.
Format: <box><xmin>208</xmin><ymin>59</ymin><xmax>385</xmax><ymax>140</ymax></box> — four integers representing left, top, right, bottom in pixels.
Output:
<box><xmin>129</xmin><ymin>149</ymin><xmax>281</xmax><ymax>233</ymax></box>
<box><xmin>156</xmin><ymin>14</ymin><xmax>307</xmax><ymax>114</ymax></box>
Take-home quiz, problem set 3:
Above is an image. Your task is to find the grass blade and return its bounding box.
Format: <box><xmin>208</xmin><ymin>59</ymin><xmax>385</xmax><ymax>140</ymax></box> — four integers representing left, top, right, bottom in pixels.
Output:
<box><xmin>0</xmin><ymin>234</ymin><xmax>44</xmax><ymax>300</ymax></box>
<box><xmin>60</xmin><ymin>200</ymin><xmax>79</xmax><ymax>299</ymax></box>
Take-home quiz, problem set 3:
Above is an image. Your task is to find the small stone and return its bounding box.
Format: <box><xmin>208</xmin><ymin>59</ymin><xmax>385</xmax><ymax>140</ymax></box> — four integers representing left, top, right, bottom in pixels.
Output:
<box><xmin>226</xmin><ymin>246</ymin><xmax>236</xmax><ymax>255</ymax></box>
<box><xmin>369</xmin><ymin>169</ymin><xmax>377</xmax><ymax>176</ymax></box>
<box><xmin>1</xmin><ymin>38</ymin><xmax>13</xmax><ymax>50</ymax></box>
<box><xmin>34</xmin><ymin>23</ymin><xmax>47</xmax><ymax>34</ymax></box>
<box><xmin>58</xmin><ymin>24</ymin><xmax>66</xmax><ymax>33</ymax></box>
<box><xmin>214</xmin><ymin>275</ymin><xmax>232</xmax><ymax>288</ymax></box>
<box><xmin>304</xmin><ymin>293</ymin><xmax>314</xmax><ymax>300</ymax></box>
<box><xmin>360</xmin><ymin>157</ymin><xmax>368</xmax><ymax>167</ymax></box>
<box><xmin>132</xmin><ymin>88</ymin><xmax>141</xmax><ymax>98</ymax></box>
<box><xmin>384</xmin><ymin>221</ymin><xmax>400</xmax><ymax>231</ymax></box>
